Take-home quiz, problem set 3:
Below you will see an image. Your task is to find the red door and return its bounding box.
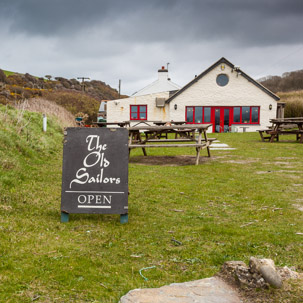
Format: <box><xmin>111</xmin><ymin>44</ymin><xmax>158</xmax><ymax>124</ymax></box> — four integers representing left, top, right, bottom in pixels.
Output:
<box><xmin>212</xmin><ymin>107</ymin><xmax>231</xmax><ymax>133</ymax></box>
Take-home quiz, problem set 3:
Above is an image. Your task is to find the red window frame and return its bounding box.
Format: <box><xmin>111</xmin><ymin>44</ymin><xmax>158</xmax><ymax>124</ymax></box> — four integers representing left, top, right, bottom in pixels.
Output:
<box><xmin>232</xmin><ymin>106</ymin><xmax>260</xmax><ymax>124</ymax></box>
<box><xmin>186</xmin><ymin>106</ymin><xmax>211</xmax><ymax>124</ymax></box>
<box><xmin>130</xmin><ymin>105</ymin><xmax>147</xmax><ymax>120</ymax></box>
<box><xmin>203</xmin><ymin>107</ymin><xmax>211</xmax><ymax>123</ymax></box>
<box><xmin>186</xmin><ymin>106</ymin><xmax>260</xmax><ymax>125</ymax></box>
<box><xmin>186</xmin><ymin>106</ymin><xmax>199</xmax><ymax>124</ymax></box>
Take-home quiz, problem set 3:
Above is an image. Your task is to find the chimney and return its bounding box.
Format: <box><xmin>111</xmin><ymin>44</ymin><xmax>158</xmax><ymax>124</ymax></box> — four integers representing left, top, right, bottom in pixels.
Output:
<box><xmin>158</xmin><ymin>66</ymin><xmax>168</xmax><ymax>82</ymax></box>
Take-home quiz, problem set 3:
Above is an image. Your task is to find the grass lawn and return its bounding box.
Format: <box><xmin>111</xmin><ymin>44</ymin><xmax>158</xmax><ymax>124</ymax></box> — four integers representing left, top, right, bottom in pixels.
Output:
<box><xmin>1</xmin><ymin>105</ymin><xmax>303</xmax><ymax>302</ymax></box>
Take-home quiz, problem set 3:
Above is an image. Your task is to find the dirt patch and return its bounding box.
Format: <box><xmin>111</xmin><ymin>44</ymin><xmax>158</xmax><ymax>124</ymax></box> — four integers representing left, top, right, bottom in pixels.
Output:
<box><xmin>275</xmin><ymin>157</ymin><xmax>298</xmax><ymax>160</ymax></box>
<box><xmin>293</xmin><ymin>204</ymin><xmax>303</xmax><ymax>212</ymax></box>
<box><xmin>221</xmin><ymin>158</ymin><xmax>260</xmax><ymax>164</ymax></box>
<box><xmin>272</xmin><ymin>161</ymin><xmax>294</xmax><ymax>166</ymax></box>
<box><xmin>218</xmin><ymin>260</ymin><xmax>303</xmax><ymax>303</ymax></box>
<box><xmin>256</xmin><ymin>170</ymin><xmax>303</xmax><ymax>175</ymax></box>
<box><xmin>129</xmin><ymin>155</ymin><xmax>213</xmax><ymax>166</ymax></box>
<box><xmin>262</xmin><ymin>162</ymin><xmax>295</xmax><ymax>169</ymax></box>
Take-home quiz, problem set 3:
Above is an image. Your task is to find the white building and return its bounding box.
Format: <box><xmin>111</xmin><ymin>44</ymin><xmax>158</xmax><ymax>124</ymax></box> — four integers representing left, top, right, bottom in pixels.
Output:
<box><xmin>132</xmin><ymin>66</ymin><xmax>180</xmax><ymax>96</ymax></box>
<box><xmin>106</xmin><ymin>58</ymin><xmax>282</xmax><ymax>132</ymax></box>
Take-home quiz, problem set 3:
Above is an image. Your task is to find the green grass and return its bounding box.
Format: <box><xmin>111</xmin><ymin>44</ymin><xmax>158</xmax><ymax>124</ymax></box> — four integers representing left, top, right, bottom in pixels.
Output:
<box><xmin>3</xmin><ymin>70</ymin><xmax>17</xmax><ymax>77</ymax></box>
<box><xmin>1</xmin><ymin>105</ymin><xmax>303</xmax><ymax>302</ymax></box>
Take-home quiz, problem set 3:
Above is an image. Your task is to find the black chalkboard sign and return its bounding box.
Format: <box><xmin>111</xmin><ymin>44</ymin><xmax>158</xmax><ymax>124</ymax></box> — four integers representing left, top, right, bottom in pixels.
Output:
<box><xmin>61</xmin><ymin>128</ymin><xmax>128</xmax><ymax>222</ymax></box>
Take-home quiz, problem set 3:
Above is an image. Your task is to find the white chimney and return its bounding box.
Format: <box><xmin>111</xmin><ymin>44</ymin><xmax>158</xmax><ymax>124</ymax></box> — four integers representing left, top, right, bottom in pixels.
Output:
<box><xmin>158</xmin><ymin>66</ymin><xmax>168</xmax><ymax>82</ymax></box>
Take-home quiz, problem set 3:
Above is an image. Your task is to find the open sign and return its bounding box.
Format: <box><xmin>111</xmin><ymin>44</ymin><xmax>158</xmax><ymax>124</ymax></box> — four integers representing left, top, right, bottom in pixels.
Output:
<box><xmin>61</xmin><ymin>128</ymin><xmax>128</xmax><ymax>222</ymax></box>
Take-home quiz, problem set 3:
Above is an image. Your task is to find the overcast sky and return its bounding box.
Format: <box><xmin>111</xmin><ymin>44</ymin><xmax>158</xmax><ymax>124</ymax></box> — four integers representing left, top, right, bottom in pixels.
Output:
<box><xmin>0</xmin><ymin>0</ymin><xmax>302</xmax><ymax>95</ymax></box>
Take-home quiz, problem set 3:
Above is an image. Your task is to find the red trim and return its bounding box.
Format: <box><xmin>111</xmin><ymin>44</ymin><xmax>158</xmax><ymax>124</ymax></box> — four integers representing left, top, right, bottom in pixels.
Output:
<box><xmin>130</xmin><ymin>105</ymin><xmax>147</xmax><ymax>120</ymax></box>
<box><xmin>186</xmin><ymin>106</ymin><xmax>210</xmax><ymax>124</ymax></box>
<box><xmin>231</xmin><ymin>106</ymin><xmax>260</xmax><ymax>124</ymax></box>
<box><xmin>186</xmin><ymin>106</ymin><xmax>260</xmax><ymax>132</ymax></box>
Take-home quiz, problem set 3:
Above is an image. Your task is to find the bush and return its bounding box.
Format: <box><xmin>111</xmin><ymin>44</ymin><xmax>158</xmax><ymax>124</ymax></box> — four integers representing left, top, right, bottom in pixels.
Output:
<box><xmin>0</xmin><ymin>69</ymin><xmax>7</xmax><ymax>83</ymax></box>
<box><xmin>42</xmin><ymin>90</ymin><xmax>100</xmax><ymax>123</ymax></box>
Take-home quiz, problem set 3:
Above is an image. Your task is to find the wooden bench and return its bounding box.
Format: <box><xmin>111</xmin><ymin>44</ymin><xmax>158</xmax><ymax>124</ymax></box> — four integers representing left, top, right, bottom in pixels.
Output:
<box><xmin>273</xmin><ymin>130</ymin><xmax>303</xmax><ymax>142</ymax></box>
<box><xmin>129</xmin><ymin>143</ymin><xmax>208</xmax><ymax>149</ymax></box>
<box><xmin>258</xmin><ymin>129</ymin><xmax>303</xmax><ymax>143</ymax></box>
<box><xmin>257</xmin><ymin>129</ymin><xmax>275</xmax><ymax>142</ymax></box>
<box><xmin>128</xmin><ymin>124</ymin><xmax>214</xmax><ymax>164</ymax></box>
<box><xmin>144</xmin><ymin>138</ymin><xmax>217</xmax><ymax>143</ymax></box>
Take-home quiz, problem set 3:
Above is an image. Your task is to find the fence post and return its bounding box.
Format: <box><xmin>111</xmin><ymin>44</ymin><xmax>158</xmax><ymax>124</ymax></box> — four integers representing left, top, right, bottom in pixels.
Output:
<box><xmin>43</xmin><ymin>114</ymin><xmax>47</xmax><ymax>132</ymax></box>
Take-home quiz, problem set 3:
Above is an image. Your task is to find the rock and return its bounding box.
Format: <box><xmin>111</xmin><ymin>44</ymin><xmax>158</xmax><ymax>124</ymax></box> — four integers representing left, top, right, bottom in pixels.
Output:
<box><xmin>221</xmin><ymin>260</ymin><xmax>266</xmax><ymax>288</ymax></box>
<box><xmin>249</xmin><ymin>257</ymin><xmax>261</xmax><ymax>273</ymax></box>
<box><xmin>120</xmin><ymin>259</ymin><xmax>301</xmax><ymax>302</ymax></box>
<box><xmin>249</xmin><ymin>257</ymin><xmax>275</xmax><ymax>274</ymax></box>
<box><xmin>249</xmin><ymin>257</ymin><xmax>282</xmax><ymax>289</ymax></box>
<box><xmin>119</xmin><ymin>277</ymin><xmax>242</xmax><ymax>303</ymax></box>
<box><xmin>278</xmin><ymin>266</ymin><xmax>300</xmax><ymax>280</ymax></box>
<box><xmin>260</xmin><ymin>264</ymin><xmax>283</xmax><ymax>288</ymax></box>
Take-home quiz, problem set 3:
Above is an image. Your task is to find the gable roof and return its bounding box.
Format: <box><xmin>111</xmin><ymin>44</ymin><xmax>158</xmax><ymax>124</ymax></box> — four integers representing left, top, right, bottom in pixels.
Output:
<box><xmin>132</xmin><ymin>67</ymin><xmax>181</xmax><ymax>97</ymax></box>
<box><xmin>166</xmin><ymin>57</ymin><xmax>280</xmax><ymax>103</ymax></box>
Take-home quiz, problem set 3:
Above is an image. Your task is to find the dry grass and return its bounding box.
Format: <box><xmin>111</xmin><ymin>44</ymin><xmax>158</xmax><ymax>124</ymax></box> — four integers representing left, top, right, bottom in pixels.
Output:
<box><xmin>14</xmin><ymin>98</ymin><xmax>77</xmax><ymax>128</ymax></box>
<box><xmin>278</xmin><ymin>90</ymin><xmax>303</xmax><ymax>117</ymax></box>
<box><xmin>278</xmin><ymin>90</ymin><xmax>303</xmax><ymax>101</ymax></box>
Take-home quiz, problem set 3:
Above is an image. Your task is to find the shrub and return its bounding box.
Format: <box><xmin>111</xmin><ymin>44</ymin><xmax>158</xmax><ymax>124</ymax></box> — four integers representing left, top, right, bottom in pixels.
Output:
<box><xmin>0</xmin><ymin>69</ymin><xmax>7</xmax><ymax>83</ymax></box>
<box><xmin>24</xmin><ymin>73</ymin><xmax>37</xmax><ymax>84</ymax></box>
<box><xmin>42</xmin><ymin>90</ymin><xmax>100</xmax><ymax>123</ymax></box>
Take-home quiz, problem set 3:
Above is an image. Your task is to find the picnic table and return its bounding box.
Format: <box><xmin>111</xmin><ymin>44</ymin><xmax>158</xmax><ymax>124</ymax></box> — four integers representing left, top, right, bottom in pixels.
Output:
<box><xmin>94</xmin><ymin>120</ymin><xmax>187</xmax><ymax>128</ymax></box>
<box><xmin>153</xmin><ymin>121</ymin><xmax>187</xmax><ymax>126</ymax></box>
<box><xmin>128</xmin><ymin>124</ymin><xmax>215</xmax><ymax>165</ymax></box>
<box><xmin>257</xmin><ymin>118</ymin><xmax>303</xmax><ymax>143</ymax></box>
<box><xmin>94</xmin><ymin>121</ymin><xmax>130</xmax><ymax>127</ymax></box>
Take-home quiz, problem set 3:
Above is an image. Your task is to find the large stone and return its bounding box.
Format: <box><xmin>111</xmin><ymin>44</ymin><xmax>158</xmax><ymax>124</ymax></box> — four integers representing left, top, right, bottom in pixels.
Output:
<box><xmin>278</xmin><ymin>266</ymin><xmax>301</xmax><ymax>280</ymax></box>
<box><xmin>249</xmin><ymin>257</ymin><xmax>282</xmax><ymax>289</ymax></box>
<box><xmin>119</xmin><ymin>277</ymin><xmax>242</xmax><ymax>303</ymax></box>
<box><xmin>221</xmin><ymin>260</ymin><xmax>266</xmax><ymax>288</ymax></box>
<box><xmin>259</xmin><ymin>265</ymin><xmax>283</xmax><ymax>289</ymax></box>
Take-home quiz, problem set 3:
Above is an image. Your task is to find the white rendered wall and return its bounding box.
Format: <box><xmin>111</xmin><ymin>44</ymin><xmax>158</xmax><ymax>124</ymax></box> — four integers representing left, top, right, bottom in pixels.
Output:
<box><xmin>169</xmin><ymin>64</ymin><xmax>278</xmax><ymax>132</ymax></box>
<box><xmin>107</xmin><ymin>92</ymin><xmax>170</xmax><ymax>124</ymax></box>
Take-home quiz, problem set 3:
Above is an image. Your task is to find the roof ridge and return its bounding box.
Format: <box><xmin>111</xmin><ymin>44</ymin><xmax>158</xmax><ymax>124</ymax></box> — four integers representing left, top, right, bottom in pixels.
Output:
<box><xmin>166</xmin><ymin>57</ymin><xmax>279</xmax><ymax>103</ymax></box>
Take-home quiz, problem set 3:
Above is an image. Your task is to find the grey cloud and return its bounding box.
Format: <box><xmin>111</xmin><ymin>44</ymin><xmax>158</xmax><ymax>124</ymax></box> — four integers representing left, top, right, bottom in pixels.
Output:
<box><xmin>0</xmin><ymin>0</ymin><xmax>302</xmax><ymax>95</ymax></box>
<box><xmin>1</xmin><ymin>0</ymin><xmax>302</xmax><ymax>47</ymax></box>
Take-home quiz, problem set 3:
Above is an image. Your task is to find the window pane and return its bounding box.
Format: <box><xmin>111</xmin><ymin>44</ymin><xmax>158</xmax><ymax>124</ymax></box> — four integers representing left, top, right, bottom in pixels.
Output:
<box><xmin>215</xmin><ymin>109</ymin><xmax>220</xmax><ymax>133</ymax></box>
<box><xmin>131</xmin><ymin>106</ymin><xmax>137</xmax><ymax>113</ymax></box>
<box><xmin>233</xmin><ymin>107</ymin><xmax>240</xmax><ymax>123</ymax></box>
<box><xmin>131</xmin><ymin>112</ymin><xmax>138</xmax><ymax>119</ymax></box>
<box><xmin>140</xmin><ymin>114</ymin><xmax>146</xmax><ymax>120</ymax></box>
<box><xmin>204</xmin><ymin>107</ymin><xmax>211</xmax><ymax>122</ymax></box>
<box><xmin>195</xmin><ymin>107</ymin><xmax>202</xmax><ymax>123</ymax></box>
<box><xmin>186</xmin><ymin>107</ymin><xmax>193</xmax><ymax>123</ymax></box>
<box><xmin>251</xmin><ymin>107</ymin><xmax>259</xmax><ymax>123</ymax></box>
<box><xmin>140</xmin><ymin>106</ymin><xmax>146</xmax><ymax>113</ymax></box>
<box><xmin>242</xmin><ymin>107</ymin><xmax>250</xmax><ymax>123</ymax></box>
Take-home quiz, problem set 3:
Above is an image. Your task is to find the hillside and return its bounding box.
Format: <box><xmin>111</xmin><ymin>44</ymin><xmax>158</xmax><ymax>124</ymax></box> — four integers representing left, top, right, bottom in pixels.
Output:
<box><xmin>259</xmin><ymin>69</ymin><xmax>303</xmax><ymax>118</ymax></box>
<box><xmin>0</xmin><ymin>69</ymin><xmax>126</xmax><ymax>123</ymax></box>
<box><xmin>259</xmin><ymin>69</ymin><xmax>303</xmax><ymax>93</ymax></box>
<box><xmin>0</xmin><ymin>104</ymin><xmax>63</xmax><ymax>189</ymax></box>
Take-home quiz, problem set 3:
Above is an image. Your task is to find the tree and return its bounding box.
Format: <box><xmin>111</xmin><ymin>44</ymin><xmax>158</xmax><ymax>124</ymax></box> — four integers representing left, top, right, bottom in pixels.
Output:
<box><xmin>45</xmin><ymin>75</ymin><xmax>52</xmax><ymax>81</ymax></box>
